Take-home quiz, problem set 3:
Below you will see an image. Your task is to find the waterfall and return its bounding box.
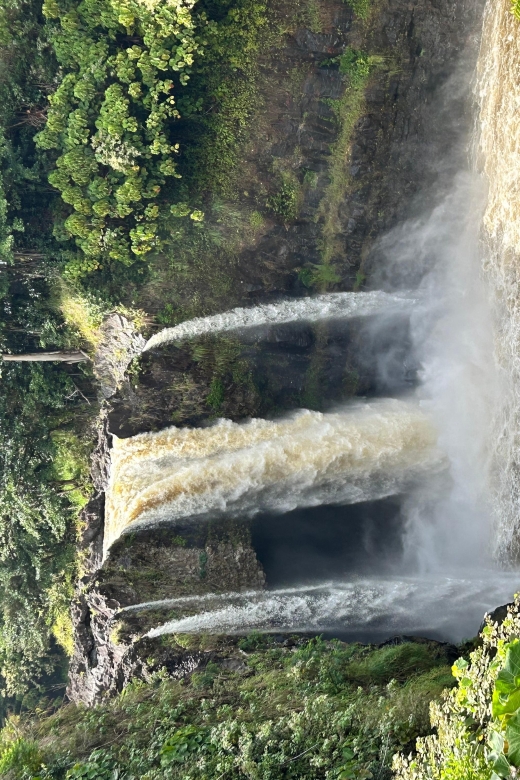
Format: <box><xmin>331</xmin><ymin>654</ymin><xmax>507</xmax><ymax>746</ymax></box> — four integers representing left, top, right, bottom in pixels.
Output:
<box><xmin>476</xmin><ymin>0</ymin><xmax>520</xmax><ymax>560</ymax></box>
<box><xmin>143</xmin><ymin>291</ymin><xmax>415</xmax><ymax>350</ymax></box>
<box><xmin>104</xmin><ymin>399</ymin><xmax>444</xmax><ymax>556</ymax></box>
<box><xmin>141</xmin><ymin>574</ymin><xmax>520</xmax><ymax>643</ymax></box>
<box><xmin>102</xmin><ymin>0</ymin><xmax>520</xmax><ymax>641</ymax></box>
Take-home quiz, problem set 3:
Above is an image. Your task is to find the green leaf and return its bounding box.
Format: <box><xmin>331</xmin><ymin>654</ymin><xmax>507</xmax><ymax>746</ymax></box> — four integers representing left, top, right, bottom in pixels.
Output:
<box><xmin>488</xmin><ymin>727</ymin><xmax>505</xmax><ymax>754</ymax></box>
<box><xmin>489</xmin><ymin>751</ymin><xmax>511</xmax><ymax>778</ymax></box>
<box><xmin>504</xmin><ymin>640</ymin><xmax>520</xmax><ymax>679</ymax></box>
<box><xmin>492</xmin><ymin>686</ymin><xmax>520</xmax><ymax>718</ymax></box>
<box><xmin>506</xmin><ymin>710</ymin><xmax>520</xmax><ymax>766</ymax></box>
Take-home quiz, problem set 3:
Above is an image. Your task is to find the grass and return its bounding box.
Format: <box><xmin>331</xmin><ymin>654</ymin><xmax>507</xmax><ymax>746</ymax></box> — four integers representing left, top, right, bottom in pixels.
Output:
<box><xmin>267</xmin><ymin>171</ymin><xmax>302</xmax><ymax>223</ymax></box>
<box><xmin>344</xmin><ymin>0</ymin><xmax>372</xmax><ymax>20</ymax></box>
<box><xmin>50</xmin><ymin>279</ymin><xmax>104</xmax><ymax>352</ymax></box>
<box><xmin>0</xmin><ymin>637</ymin><xmax>456</xmax><ymax>779</ymax></box>
<box><xmin>513</xmin><ymin>0</ymin><xmax>520</xmax><ymax>19</ymax></box>
<box><xmin>49</xmin><ymin>430</ymin><xmax>92</xmax><ymax>510</ymax></box>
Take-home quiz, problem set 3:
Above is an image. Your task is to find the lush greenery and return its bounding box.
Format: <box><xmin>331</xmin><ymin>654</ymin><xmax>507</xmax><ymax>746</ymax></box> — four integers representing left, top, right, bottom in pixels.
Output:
<box><xmin>318</xmin><ymin>47</ymin><xmax>383</xmax><ymax>267</ymax></box>
<box><xmin>0</xmin><ymin>0</ymin><xmax>273</xmax><ymax>696</ymax></box>
<box><xmin>0</xmin><ymin>636</ymin><xmax>456</xmax><ymax>779</ymax></box>
<box><xmin>35</xmin><ymin>0</ymin><xmax>271</xmax><ymax>277</ymax></box>
<box><xmin>344</xmin><ymin>0</ymin><xmax>372</xmax><ymax>20</ymax></box>
<box><xmin>394</xmin><ymin>597</ymin><xmax>520</xmax><ymax>780</ymax></box>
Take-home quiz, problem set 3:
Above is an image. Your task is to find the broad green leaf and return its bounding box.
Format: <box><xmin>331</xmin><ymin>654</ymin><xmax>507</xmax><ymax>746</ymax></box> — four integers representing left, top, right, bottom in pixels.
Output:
<box><xmin>489</xmin><ymin>751</ymin><xmax>511</xmax><ymax>778</ymax></box>
<box><xmin>504</xmin><ymin>640</ymin><xmax>520</xmax><ymax>679</ymax></box>
<box><xmin>492</xmin><ymin>687</ymin><xmax>520</xmax><ymax>718</ymax></box>
<box><xmin>495</xmin><ymin>673</ymin><xmax>516</xmax><ymax>696</ymax></box>
<box><xmin>488</xmin><ymin>727</ymin><xmax>505</xmax><ymax>754</ymax></box>
<box><xmin>506</xmin><ymin>710</ymin><xmax>520</xmax><ymax>765</ymax></box>
<box><xmin>452</xmin><ymin>657</ymin><xmax>469</xmax><ymax>679</ymax></box>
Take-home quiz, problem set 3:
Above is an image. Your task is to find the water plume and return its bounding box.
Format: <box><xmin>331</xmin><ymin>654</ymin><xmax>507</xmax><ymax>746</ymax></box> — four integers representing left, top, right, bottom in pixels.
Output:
<box><xmin>142</xmin><ymin>573</ymin><xmax>520</xmax><ymax>644</ymax></box>
<box><xmin>104</xmin><ymin>399</ymin><xmax>444</xmax><ymax>556</ymax></box>
<box><xmin>143</xmin><ymin>291</ymin><xmax>415</xmax><ymax>351</ymax></box>
<box><xmin>374</xmin><ymin>175</ymin><xmax>499</xmax><ymax>571</ymax></box>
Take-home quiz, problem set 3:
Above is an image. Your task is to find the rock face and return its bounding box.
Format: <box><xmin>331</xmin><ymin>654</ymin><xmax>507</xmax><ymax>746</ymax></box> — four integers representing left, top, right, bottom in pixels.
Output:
<box><xmin>67</xmin><ymin>520</ymin><xmax>265</xmax><ymax>705</ymax></box>
<box><xmin>108</xmin><ymin>0</ymin><xmax>485</xmax><ymax>437</ymax></box>
<box><xmin>68</xmin><ymin>0</ymin><xmax>487</xmax><ymax>704</ymax></box>
<box><xmin>93</xmin><ymin>314</ymin><xmax>145</xmax><ymax>400</ymax></box>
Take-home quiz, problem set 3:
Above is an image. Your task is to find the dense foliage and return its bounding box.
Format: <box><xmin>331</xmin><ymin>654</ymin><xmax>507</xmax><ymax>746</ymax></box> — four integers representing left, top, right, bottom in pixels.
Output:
<box><xmin>36</xmin><ymin>0</ymin><xmax>204</xmax><ymax>269</ymax></box>
<box><xmin>34</xmin><ymin>0</ymin><xmax>270</xmax><ymax>276</ymax></box>
<box><xmin>0</xmin><ymin>636</ymin><xmax>455</xmax><ymax>779</ymax></box>
<box><xmin>394</xmin><ymin>597</ymin><xmax>520</xmax><ymax>780</ymax></box>
<box><xmin>0</xmin><ymin>0</ymin><xmax>272</xmax><ymax>695</ymax></box>
<box><xmin>0</xmin><ymin>0</ymin><xmax>405</xmax><ymax>709</ymax></box>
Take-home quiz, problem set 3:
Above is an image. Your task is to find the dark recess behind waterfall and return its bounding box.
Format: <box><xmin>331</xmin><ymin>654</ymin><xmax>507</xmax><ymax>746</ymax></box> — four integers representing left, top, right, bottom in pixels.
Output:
<box><xmin>251</xmin><ymin>497</ymin><xmax>405</xmax><ymax>586</ymax></box>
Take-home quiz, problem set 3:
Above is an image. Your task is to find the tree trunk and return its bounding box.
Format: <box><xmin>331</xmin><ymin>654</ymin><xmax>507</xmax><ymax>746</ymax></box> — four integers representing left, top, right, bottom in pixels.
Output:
<box><xmin>2</xmin><ymin>351</ymin><xmax>89</xmax><ymax>363</ymax></box>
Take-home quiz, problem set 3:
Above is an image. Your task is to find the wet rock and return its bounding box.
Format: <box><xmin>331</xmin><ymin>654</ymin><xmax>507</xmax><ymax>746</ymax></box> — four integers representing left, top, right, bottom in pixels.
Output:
<box><xmin>67</xmin><ymin>521</ymin><xmax>265</xmax><ymax>705</ymax></box>
<box><xmin>93</xmin><ymin>314</ymin><xmax>145</xmax><ymax>399</ymax></box>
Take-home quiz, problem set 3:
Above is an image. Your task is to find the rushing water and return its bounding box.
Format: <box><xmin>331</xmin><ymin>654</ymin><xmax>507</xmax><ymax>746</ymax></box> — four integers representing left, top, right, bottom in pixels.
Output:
<box><xmin>141</xmin><ymin>574</ymin><xmax>520</xmax><ymax>644</ymax></box>
<box><xmin>104</xmin><ymin>399</ymin><xmax>443</xmax><ymax>555</ymax></box>
<box><xmin>143</xmin><ymin>291</ymin><xmax>415</xmax><ymax>350</ymax></box>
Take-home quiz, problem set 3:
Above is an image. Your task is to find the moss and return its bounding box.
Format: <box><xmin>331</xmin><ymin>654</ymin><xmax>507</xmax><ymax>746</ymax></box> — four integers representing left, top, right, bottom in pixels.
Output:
<box><xmin>343</xmin><ymin>0</ymin><xmax>372</xmax><ymax>20</ymax></box>
<box><xmin>317</xmin><ymin>48</ymin><xmax>385</xmax><ymax>266</ymax></box>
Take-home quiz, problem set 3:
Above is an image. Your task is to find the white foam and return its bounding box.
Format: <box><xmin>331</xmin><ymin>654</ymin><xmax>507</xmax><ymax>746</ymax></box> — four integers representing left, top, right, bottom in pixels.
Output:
<box><xmin>143</xmin><ymin>291</ymin><xmax>415</xmax><ymax>350</ymax></box>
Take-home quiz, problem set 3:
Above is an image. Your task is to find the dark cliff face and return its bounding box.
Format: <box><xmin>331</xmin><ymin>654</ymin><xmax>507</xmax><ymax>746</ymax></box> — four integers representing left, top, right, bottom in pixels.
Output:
<box><xmin>68</xmin><ymin>0</ymin><xmax>486</xmax><ymax>706</ymax></box>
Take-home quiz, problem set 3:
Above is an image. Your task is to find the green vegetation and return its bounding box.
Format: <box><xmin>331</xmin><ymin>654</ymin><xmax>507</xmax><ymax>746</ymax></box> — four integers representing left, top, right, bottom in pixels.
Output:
<box><xmin>0</xmin><ymin>0</ymin><xmax>272</xmax><ymax>696</ymax></box>
<box><xmin>394</xmin><ymin>597</ymin><xmax>520</xmax><ymax>780</ymax></box>
<box><xmin>513</xmin><ymin>0</ymin><xmax>520</xmax><ymax>20</ymax></box>
<box><xmin>343</xmin><ymin>0</ymin><xmax>372</xmax><ymax>20</ymax></box>
<box><xmin>0</xmin><ymin>636</ymin><xmax>456</xmax><ymax>779</ymax></box>
<box><xmin>268</xmin><ymin>171</ymin><xmax>301</xmax><ymax>223</ymax></box>
<box><xmin>299</xmin><ymin>262</ymin><xmax>341</xmax><ymax>289</ymax></box>
<box><xmin>34</xmin><ymin>0</ymin><xmax>270</xmax><ymax>276</ymax></box>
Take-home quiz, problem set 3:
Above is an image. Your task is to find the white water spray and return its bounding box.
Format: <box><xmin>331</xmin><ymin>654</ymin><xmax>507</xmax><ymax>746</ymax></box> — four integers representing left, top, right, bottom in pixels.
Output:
<box><xmin>142</xmin><ymin>574</ymin><xmax>520</xmax><ymax>643</ymax></box>
<box><xmin>370</xmin><ymin>175</ymin><xmax>499</xmax><ymax>571</ymax></box>
<box><xmin>143</xmin><ymin>291</ymin><xmax>415</xmax><ymax>350</ymax></box>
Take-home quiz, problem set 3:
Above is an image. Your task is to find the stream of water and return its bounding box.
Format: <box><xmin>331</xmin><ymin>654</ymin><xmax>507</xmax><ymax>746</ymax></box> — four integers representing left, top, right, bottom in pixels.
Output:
<box><xmin>104</xmin><ymin>399</ymin><xmax>443</xmax><ymax>554</ymax></box>
<box><xmin>143</xmin><ymin>291</ymin><xmax>415</xmax><ymax>350</ymax></box>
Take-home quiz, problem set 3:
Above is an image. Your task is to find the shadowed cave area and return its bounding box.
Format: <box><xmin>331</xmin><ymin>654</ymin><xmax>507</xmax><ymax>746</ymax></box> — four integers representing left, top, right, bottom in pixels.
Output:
<box><xmin>251</xmin><ymin>497</ymin><xmax>405</xmax><ymax>586</ymax></box>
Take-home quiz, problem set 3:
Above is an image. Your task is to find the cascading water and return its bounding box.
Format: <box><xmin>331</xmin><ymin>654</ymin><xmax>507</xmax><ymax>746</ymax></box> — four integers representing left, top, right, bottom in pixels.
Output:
<box><xmin>104</xmin><ymin>399</ymin><xmax>443</xmax><ymax>555</ymax></box>
<box><xmin>141</xmin><ymin>576</ymin><xmax>520</xmax><ymax>643</ymax></box>
<box><xmin>143</xmin><ymin>291</ymin><xmax>415</xmax><ymax>350</ymax></box>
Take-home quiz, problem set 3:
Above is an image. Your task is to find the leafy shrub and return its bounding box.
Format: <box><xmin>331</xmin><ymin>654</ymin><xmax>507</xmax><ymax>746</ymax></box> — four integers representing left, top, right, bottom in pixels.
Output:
<box><xmin>10</xmin><ymin>637</ymin><xmax>453</xmax><ymax>779</ymax></box>
<box><xmin>299</xmin><ymin>263</ymin><xmax>341</xmax><ymax>288</ymax></box>
<box><xmin>0</xmin><ymin>736</ymin><xmax>44</xmax><ymax>776</ymax></box>
<box><xmin>394</xmin><ymin>597</ymin><xmax>520</xmax><ymax>780</ymax></box>
<box><xmin>268</xmin><ymin>173</ymin><xmax>301</xmax><ymax>222</ymax></box>
<box><xmin>66</xmin><ymin>748</ymin><xmax>116</xmax><ymax>778</ymax></box>
<box><xmin>36</xmin><ymin>0</ymin><xmax>205</xmax><ymax>269</ymax></box>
